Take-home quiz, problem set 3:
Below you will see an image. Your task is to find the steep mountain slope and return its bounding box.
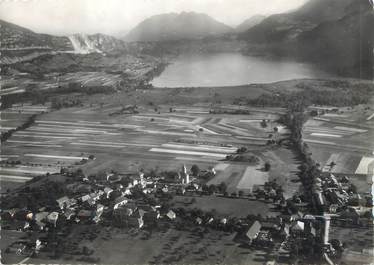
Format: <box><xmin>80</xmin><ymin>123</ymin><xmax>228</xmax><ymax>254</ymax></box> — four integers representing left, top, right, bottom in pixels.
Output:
<box><xmin>68</xmin><ymin>33</ymin><xmax>126</xmax><ymax>54</ymax></box>
<box><xmin>0</xmin><ymin>19</ymin><xmax>133</xmax><ymax>65</ymax></box>
<box><xmin>0</xmin><ymin>20</ymin><xmax>128</xmax><ymax>54</ymax></box>
<box><xmin>240</xmin><ymin>0</ymin><xmax>355</xmax><ymax>43</ymax></box>
<box><xmin>297</xmin><ymin>0</ymin><xmax>374</xmax><ymax>78</ymax></box>
<box><xmin>239</xmin><ymin>0</ymin><xmax>373</xmax><ymax>79</ymax></box>
<box><xmin>236</xmin><ymin>15</ymin><xmax>266</xmax><ymax>32</ymax></box>
<box><xmin>125</xmin><ymin>12</ymin><xmax>233</xmax><ymax>42</ymax></box>
<box><xmin>0</xmin><ymin>19</ymin><xmax>72</xmax><ymax>50</ymax></box>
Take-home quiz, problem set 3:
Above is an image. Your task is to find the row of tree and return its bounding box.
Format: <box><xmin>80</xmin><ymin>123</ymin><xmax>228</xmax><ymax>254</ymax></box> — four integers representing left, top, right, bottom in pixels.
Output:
<box><xmin>1</xmin><ymin>114</ymin><xmax>37</xmax><ymax>142</ymax></box>
<box><xmin>239</xmin><ymin>82</ymin><xmax>373</xmax><ymax>109</ymax></box>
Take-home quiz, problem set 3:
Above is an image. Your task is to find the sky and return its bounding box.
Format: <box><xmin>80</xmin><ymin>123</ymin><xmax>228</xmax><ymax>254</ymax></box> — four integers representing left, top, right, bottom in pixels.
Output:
<box><xmin>0</xmin><ymin>0</ymin><xmax>308</xmax><ymax>36</ymax></box>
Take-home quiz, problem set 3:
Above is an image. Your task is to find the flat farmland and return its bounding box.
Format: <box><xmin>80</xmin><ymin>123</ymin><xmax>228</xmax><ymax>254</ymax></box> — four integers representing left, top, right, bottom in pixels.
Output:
<box><xmin>304</xmin><ymin>105</ymin><xmax>374</xmax><ymax>177</ymax></box>
<box><xmin>1</xmin><ymin>102</ymin><xmax>299</xmax><ymax>197</ymax></box>
<box><xmin>303</xmin><ymin>105</ymin><xmax>374</xmax><ymax>193</ymax></box>
<box><xmin>0</xmin><ymin>99</ymin><xmax>303</xmax><ymax>201</ymax></box>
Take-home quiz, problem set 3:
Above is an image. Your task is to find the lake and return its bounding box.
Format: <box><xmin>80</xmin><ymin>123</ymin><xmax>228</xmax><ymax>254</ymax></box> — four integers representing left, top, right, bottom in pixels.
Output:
<box><xmin>151</xmin><ymin>53</ymin><xmax>331</xmax><ymax>87</ymax></box>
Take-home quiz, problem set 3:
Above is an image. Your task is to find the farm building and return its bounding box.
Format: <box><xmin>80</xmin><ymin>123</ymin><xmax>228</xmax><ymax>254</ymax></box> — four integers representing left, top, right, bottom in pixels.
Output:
<box><xmin>234</xmin><ymin>221</ymin><xmax>262</xmax><ymax>245</ymax></box>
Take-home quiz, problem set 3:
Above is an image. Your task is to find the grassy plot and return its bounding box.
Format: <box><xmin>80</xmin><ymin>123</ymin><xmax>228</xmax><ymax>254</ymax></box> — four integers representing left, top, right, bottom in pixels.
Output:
<box><xmin>173</xmin><ymin>196</ymin><xmax>271</xmax><ymax>218</ymax></box>
<box><xmin>236</xmin><ymin>166</ymin><xmax>268</xmax><ymax>191</ymax></box>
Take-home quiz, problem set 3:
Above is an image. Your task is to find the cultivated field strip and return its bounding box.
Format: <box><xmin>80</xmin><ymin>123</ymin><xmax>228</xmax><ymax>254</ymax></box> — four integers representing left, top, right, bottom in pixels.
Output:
<box><xmin>355</xmin><ymin>157</ymin><xmax>374</xmax><ymax>175</ymax></box>
<box><xmin>161</xmin><ymin>143</ymin><xmax>237</xmax><ymax>153</ymax></box>
<box><xmin>1</xmin><ymin>108</ymin><xmax>286</xmax><ymax>186</ymax></box>
<box><xmin>149</xmin><ymin>148</ymin><xmax>227</xmax><ymax>158</ymax></box>
<box><xmin>304</xmin><ymin>127</ymin><xmax>356</xmax><ymax>136</ymax></box>
<box><xmin>60</xmin><ymin>72</ymin><xmax>122</xmax><ymax>87</ymax></box>
<box><xmin>0</xmin><ymin>175</ymin><xmax>33</xmax><ymax>182</ymax></box>
<box><xmin>24</xmin><ymin>154</ymin><xmax>88</xmax><ymax>160</ymax></box>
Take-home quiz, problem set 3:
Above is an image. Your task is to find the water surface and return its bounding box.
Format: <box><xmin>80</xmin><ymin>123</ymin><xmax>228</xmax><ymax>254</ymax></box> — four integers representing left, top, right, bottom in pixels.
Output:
<box><xmin>152</xmin><ymin>53</ymin><xmax>330</xmax><ymax>87</ymax></box>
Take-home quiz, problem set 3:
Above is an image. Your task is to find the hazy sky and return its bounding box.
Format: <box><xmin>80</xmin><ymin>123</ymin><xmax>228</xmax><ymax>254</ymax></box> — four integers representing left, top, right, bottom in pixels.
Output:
<box><xmin>0</xmin><ymin>0</ymin><xmax>308</xmax><ymax>36</ymax></box>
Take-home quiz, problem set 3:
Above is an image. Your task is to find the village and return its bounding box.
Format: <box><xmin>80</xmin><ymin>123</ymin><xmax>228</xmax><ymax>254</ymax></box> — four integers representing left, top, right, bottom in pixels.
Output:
<box><xmin>1</xmin><ymin>148</ymin><xmax>372</xmax><ymax>264</ymax></box>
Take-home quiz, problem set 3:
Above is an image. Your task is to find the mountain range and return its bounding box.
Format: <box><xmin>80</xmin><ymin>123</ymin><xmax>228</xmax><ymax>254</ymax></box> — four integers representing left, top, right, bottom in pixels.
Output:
<box><xmin>124</xmin><ymin>12</ymin><xmax>233</xmax><ymax>42</ymax></box>
<box><xmin>1</xmin><ymin>0</ymin><xmax>372</xmax><ymax>79</ymax></box>
<box><xmin>235</xmin><ymin>15</ymin><xmax>266</xmax><ymax>33</ymax></box>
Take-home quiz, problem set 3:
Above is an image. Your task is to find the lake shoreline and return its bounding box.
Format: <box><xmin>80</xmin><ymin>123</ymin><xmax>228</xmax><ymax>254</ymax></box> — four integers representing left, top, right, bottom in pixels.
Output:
<box><xmin>151</xmin><ymin>77</ymin><xmax>352</xmax><ymax>90</ymax></box>
<box><xmin>150</xmin><ymin>52</ymin><xmax>334</xmax><ymax>88</ymax></box>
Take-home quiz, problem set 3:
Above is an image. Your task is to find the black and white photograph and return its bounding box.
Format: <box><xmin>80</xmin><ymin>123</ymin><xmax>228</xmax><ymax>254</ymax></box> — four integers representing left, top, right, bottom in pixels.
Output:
<box><xmin>0</xmin><ymin>0</ymin><xmax>373</xmax><ymax>264</ymax></box>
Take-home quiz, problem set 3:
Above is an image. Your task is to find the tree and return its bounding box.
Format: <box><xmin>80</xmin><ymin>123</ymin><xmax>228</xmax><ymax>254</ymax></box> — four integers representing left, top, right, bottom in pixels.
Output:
<box><xmin>238</xmin><ymin>190</ymin><xmax>244</xmax><ymax>197</ymax></box>
<box><xmin>190</xmin><ymin>165</ymin><xmax>200</xmax><ymax>176</ymax></box>
<box><xmin>236</xmin><ymin>147</ymin><xmax>247</xmax><ymax>153</ymax></box>
<box><xmin>260</xmin><ymin>119</ymin><xmax>267</xmax><ymax>128</ymax></box>
<box><xmin>264</xmin><ymin>162</ymin><xmax>271</xmax><ymax>172</ymax></box>
<box><xmin>208</xmin><ymin>185</ymin><xmax>217</xmax><ymax>195</ymax></box>
<box><xmin>218</xmin><ymin>182</ymin><xmax>227</xmax><ymax>194</ymax></box>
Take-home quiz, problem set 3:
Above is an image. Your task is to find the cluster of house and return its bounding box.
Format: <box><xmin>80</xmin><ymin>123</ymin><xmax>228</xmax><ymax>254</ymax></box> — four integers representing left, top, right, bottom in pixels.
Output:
<box><xmin>1</xmin><ymin>165</ymin><xmax>208</xmax><ymax>233</ymax></box>
<box><xmin>311</xmin><ymin>173</ymin><xmax>372</xmax><ymax>227</ymax></box>
<box><xmin>272</xmin><ymin>171</ymin><xmax>374</xmax><ymax>263</ymax></box>
<box><xmin>231</xmin><ymin>211</ymin><xmax>338</xmax><ymax>262</ymax></box>
<box><xmin>3</xmin><ymin>163</ymin><xmax>372</xmax><ymax>263</ymax></box>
